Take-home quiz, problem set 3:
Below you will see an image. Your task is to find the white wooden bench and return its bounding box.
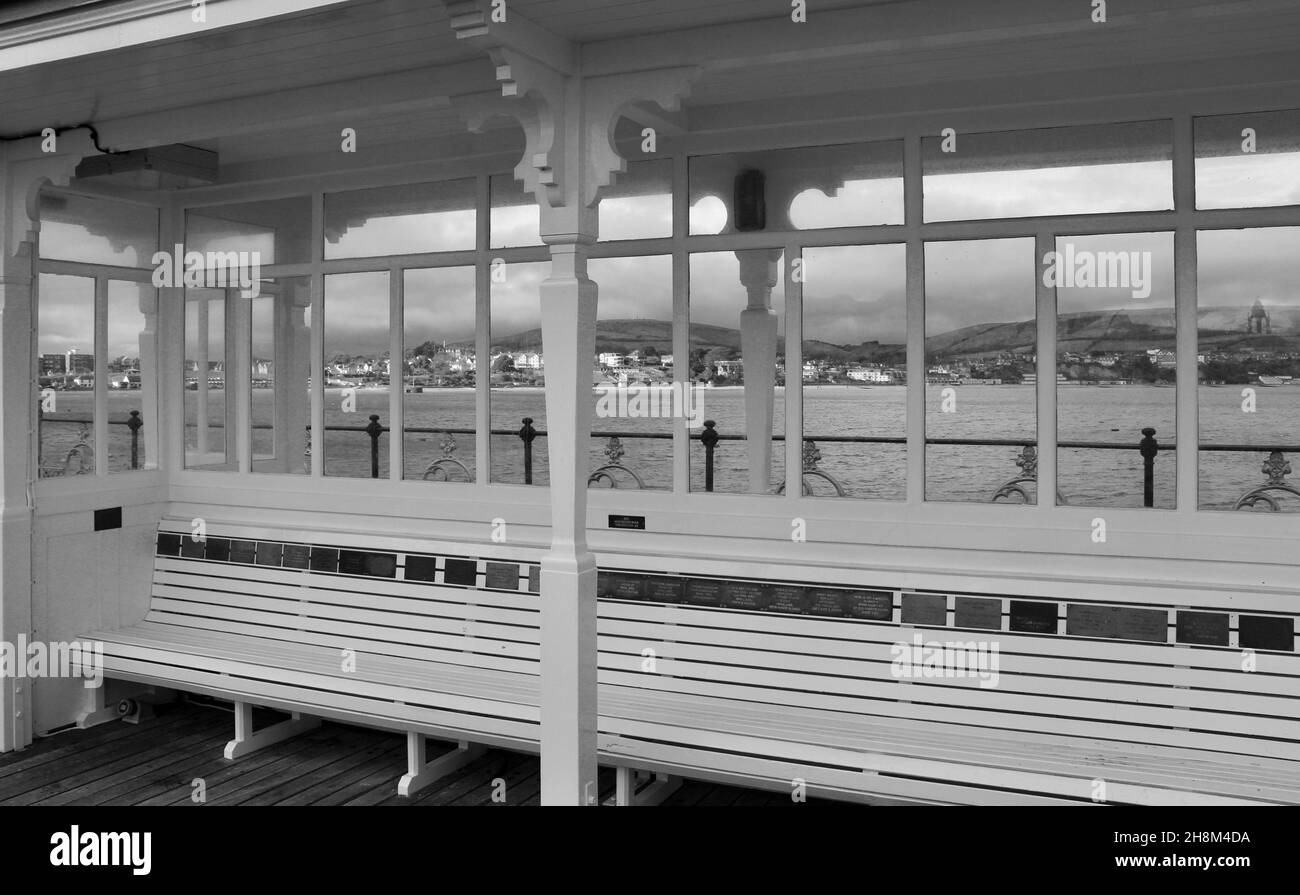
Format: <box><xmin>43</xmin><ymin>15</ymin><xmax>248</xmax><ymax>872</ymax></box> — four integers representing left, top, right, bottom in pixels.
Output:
<box><xmin>83</xmin><ymin>518</ymin><xmax>1300</xmax><ymax>805</ymax></box>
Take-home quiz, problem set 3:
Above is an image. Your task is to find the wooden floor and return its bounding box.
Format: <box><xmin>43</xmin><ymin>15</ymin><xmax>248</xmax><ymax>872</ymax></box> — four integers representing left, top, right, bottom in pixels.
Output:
<box><xmin>0</xmin><ymin>698</ymin><xmax>818</xmax><ymax>806</ymax></box>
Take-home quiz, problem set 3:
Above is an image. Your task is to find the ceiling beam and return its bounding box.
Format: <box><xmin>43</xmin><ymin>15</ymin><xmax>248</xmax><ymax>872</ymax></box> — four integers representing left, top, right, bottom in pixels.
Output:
<box><xmin>444</xmin><ymin>0</ymin><xmax>577</xmax><ymax>77</ymax></box>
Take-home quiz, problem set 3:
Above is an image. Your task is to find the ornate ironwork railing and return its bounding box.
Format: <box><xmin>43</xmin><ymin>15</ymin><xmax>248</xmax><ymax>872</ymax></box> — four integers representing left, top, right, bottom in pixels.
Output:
<box><xmin>587</xmin><ymin>436</ymin><xmax>646</xmax><ymax>489</ymax></box>
<box><xmin>1232</xmin><ymin>451</ymin><xmax>1300</xmax><ymax>511</ymax></box>
<box><xmin>776</xmin><ymin>440</ymin><xmax>847</xmax><ymax>496</ymax></box>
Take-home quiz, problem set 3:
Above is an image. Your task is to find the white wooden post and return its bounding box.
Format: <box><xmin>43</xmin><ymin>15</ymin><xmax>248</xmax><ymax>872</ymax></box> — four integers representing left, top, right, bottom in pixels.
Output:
<box><xmin>736</xmin><ymin>249</ymin><xmax>781</xmax><ymax>493</ymax></box>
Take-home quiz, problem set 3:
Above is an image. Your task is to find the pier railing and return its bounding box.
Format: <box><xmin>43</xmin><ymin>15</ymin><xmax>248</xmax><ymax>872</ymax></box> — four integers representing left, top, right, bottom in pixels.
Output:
<box><xmin>43</xmin><ymin>411</ymin><xmax>1300</xmax><ymax>510</ymax></box>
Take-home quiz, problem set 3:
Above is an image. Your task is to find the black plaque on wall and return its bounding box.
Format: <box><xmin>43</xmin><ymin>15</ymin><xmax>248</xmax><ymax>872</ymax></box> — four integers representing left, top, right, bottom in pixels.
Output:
<box><xmin>608</xmin><ymin>515</ymin><xmax>646</xmax><ymax>530</ymax></box>
<box><xmin>766</xmin><ymin>585</ymin><xmax>809</xmax><ymax>615</ymax></box>
<box><xmin>901</xmin><ymin>593</ymin><xmax>947</xmax><ymax>627</ymax></box>
<box><xmin>645</xmin><ymin>577</ymin><xmax>686</xmax><ymax>604</ymax></box>
<box><xmin>721</xmin><ymin>580</ymin><xmax>771</xmax><ymax>611</ymax></box>
<box><xmin>405</xmin><ymin>555</ymin><xmax>438</xmax><ymax>583</ymax></box>
<box><xmin>1009</xmin><ymin>600</ymin><xmax>1058</xmax><ymax>634</ymax></box>
<box><xmin>281</xmin><ymin>544</ymin><xmax>311</xmax><ymax>570</ymax></box>
<box><xmin>443</xmin><ymin>558</ymin><xmax>478</xmax><ymax>586</ymax></box>
<box><xmin>1240</xmin><ymin>615</ymin><xmax>1294</xmax><ymax>652</ymax></box>
<box><xmin>1176</xmin><ymin>611</ymin><xmax>1229</xmax><ymax>647</ymax></box>
<box><xmin>954</xmin><ymin>597</ymin><xmax>1002</xmax><ymax>631</ymax></box>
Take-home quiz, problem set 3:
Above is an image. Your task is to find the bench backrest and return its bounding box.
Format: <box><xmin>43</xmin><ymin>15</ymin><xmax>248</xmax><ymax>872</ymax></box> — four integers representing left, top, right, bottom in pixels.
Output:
<box><xmin>147</xmin><ymin>519</ymin><xmax>1300</xmax><ymax>763</ymax></box>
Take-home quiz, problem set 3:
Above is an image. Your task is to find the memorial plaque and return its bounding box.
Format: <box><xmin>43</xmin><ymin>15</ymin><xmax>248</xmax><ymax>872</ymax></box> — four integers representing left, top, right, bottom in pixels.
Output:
<box><xmin>605</xmin><ymin>573</ymin><xmax>647</xmax><ymax>601</ymax></box>
<box><xmin>766</xmin><ymin>585</ymin><xmax>808</xmax><ymax>615</ymax></box>
<box><xmin>685</xmin><ymin>578</ymin><xmax>725</xmax><ymax>607</ymax></box>
<box><xmin>405</xmin><ymin>555</ymin><xmax>438</xmax><ymax>583</ymax></box>
<box><xmin>485</xmin><ymin>562</ymin><xmax>520</xmax><ymax>590</ymax></box>
<box><xmin>721</xmin><ymin>580</ymin><xmax>771</xmax><ymax>611</ymax></box>
<box><xmin>180</xmin><ymin>536</ymin><xmax>206</xmax><ymax>559</ymax></box>
<box><xmin>338</xmin><ymin>550</ymin><xmax>396</xmax><ymax>578</ymax></box>
<box><xmin>1067</xmin><ymin>605</ymin><xmax>1166</xmax><ymax>642</ymax></box>
<box><xmin>645</xmin><ymin>577</ymin><xmax>686</xmax><ymax>604</ymax></box>
<box><xmin>443</xmin><ymin>558</ymin><xmax>478</xmax><ymax>586</ymax></box>
<box><xmin>608</xmin><ymin>514</ymin><xmax>646</xmax><ymax>531</ymax></box>
<box><xmin>527</xmin><ymin>565</ymin><xmax>540</xmax><ymax>593</ymax></box>
<box><xmin>205</xmin><ymin>538</ymin><xmax>231</xmax><ymax>563</ymax></box>
<box><xmin>901</xmin><ymin>593</ymin><xmax>947</xmax><ymax>627</ymax></box>
<box><xmin>842</xmin><ymin>590</ymin><xmax>893</xmax><ymax>621</ymax></box>
<box><xmin>805</xmin><ymin>588</ymin><xmax>846</xmax><ymax>618</ymax></box>
<box><xmin>255</xmin><ymin>541</ymin><xmax>284</xmax><ymax>567</ymax></box>
<box><xmin>309</xmin><ymin>547</ymin><xmax>338</xmax><ymax>573</ymax></box>
<box><xmin>1240</xmin><ymin>615</ymin><xmax>1294</xmax><ymax>652</ymax></box>
<box><xmin>1009</xmin><ymin>600</ymin><xmax>1057</xmax><ymax>634</ymax></box>
<box><xmin>229</xmin><ymin>540</ymin><xmax>257</xmax><ymax>564</ymax></box>
<box><xmin>156</xmin><ymin>533</ymin><xmax>181</xmax><ymax>556</ymax></box>
<box><xmin>954</xmin><ymin>597</ymin><xmax>1002</xmax><ymax>631</ymax></box>
<box><xmin>281</xmin><ymin>544</ymin><xmax>311</xmax><ymax>570</ymax></box>
<box><xmin>1176</xmin><ymin>611</ymin><xmax>1229</xmax><ymax>647</ymax></box>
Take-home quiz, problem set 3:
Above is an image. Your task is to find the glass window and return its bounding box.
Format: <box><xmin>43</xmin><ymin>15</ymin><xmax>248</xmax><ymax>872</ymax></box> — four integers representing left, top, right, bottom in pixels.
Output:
<box><xmin>926</xmin><ymin>239</ymin><xmax>1037</xmax><ymax>503</ymax></box>
<box><xmin>600</xmin><ymin>159</ymin><xmax>672</xmax><ymax>241</ymax></box>
<box><xmin>489</xmin><ymin>261</ymin><xmax>549</xmax><ymax>484</ymax></box>
<box><xmin>187</xmin><ymin>196</ymin><xmax>311</xmax><ymax>266</ymax></box>
<box><xmin>1197</xmin><ymin>227</ymin><xmax>1300</xmax><ymax>510</ymax></box>
<box><xmin>184</xmin><ymin>288</ymin><xmax>229</xmax><ymax>469</ymax></box>
<box><xmin>325</xmin><ymin>181</ymin><xmax>475</xmax><ymax>259</ymax></box>
<box><xmin>323</xmin><ymin>271</ymin><xmax>390</xmax><ymax>478</ymax></box>
<box><xmin>923</xmin><ymin>121</ymin><xmax>1173</xmax><ymax>222</ymax></box>
<box><xmin>37</xmin><ymin>273</ymin><xmax>96</xmax><ymax>477</ymax></box>
<box><xmin>1054</xmin><ymin>232</ymin><xmax>1176</xmax><ymax>508</ymax></box>
<box><xmin>250</xmin><ymin>277</ymin><xmax>312</xmax><ymax>475</ymax></box>
<box><xmin>106</xmin><ymin>281</ymin><xmax>155</xmax><ymax>473</ymax></box>
<box><xmin>801</xmin><ymin>244</ymin><xmax>907</xmax><ymax>500</ymax></box>
<box><xmin>490</xmin><ymin>174</ymin><xmax>541</xmax><ymax>248</ymax></box>
<box><xmin>690</xmin><ymin>142</ymin><xmax>903</xmax><ymax>235</ymax></box>
<box><xmin>589</xmin><ymin>255</ymin><xmax>674</xmax><ymax>491</ymax></box>
<box><xmin>688</xmin><ymin>250</ymin><xmax>785</xmax><ymax>493</ymax></box>
<box><xmin>1196</xmin><ymin>110</ymin><xmax>1300</xmax><ymax>210</ymax></box>
<box><xmin>402</xmin><ymin>266</ymin><xmax>477</xmax><ymax>482</ymax></box>
<box><xmin>40</xmin><ymin>192</ymin><xmax>158</xmax><ymax>268</ymax></box>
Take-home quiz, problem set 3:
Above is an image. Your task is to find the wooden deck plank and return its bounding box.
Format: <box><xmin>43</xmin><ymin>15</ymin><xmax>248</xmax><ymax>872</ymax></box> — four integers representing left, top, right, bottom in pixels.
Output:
<box><xmin>275</xmin><ymin>739</ymin><xmax>406</xmax><ymax>806</ymax></box>
<box><xmin>0</xmin><ymin>705</ymin><xmax>201</xmax><ymax>782</ymax></box>
<box><xmin>237</xmin><ymin>735</ymin><xmax>405</xmax><ymax>806</ymax></box>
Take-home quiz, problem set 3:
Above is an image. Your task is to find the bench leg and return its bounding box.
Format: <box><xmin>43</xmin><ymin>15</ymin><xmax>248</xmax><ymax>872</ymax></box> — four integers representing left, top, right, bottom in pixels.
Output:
<box><xmin>397</xmin><ymin>733</ymin><xmax>486</xmax><ymax>798</ymax></box>
<box><xmin>614</xmin><ymin>767</ymin><xmax>683</xmax><ymax>806</ymax></box>
<box><xmin>74</xmin><ymin>685</ymin><xmax>118</xmax><ymax>730</ymax></box>
<box><xmin>223</xmin><ymin>703</ymin><xmax>320</xmax><ymax>760</ymax></box>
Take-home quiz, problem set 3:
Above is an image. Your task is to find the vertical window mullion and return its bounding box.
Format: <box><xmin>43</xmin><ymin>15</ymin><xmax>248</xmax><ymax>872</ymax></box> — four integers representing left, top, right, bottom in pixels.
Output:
<box><xmin>1174</xmin><ymin>113</ymin><xmax>1198</xmax><ymax>514</ymax></box>
<box><xmin>389</xmin><ymin>263</ymin><xmax>403</xmax><ymax>481</ymax></box>
<box><xmin>476</xmin><ymin>174</ymin><xmax>491</xmax><ymax>485</ymax></box>
<box><xmin>310</xmin><ymin>192</ymin><xmax>324</xmax><ymax>478</ymax></box>
<box><xmin>1035</xmin><ymin>231</ymin><xmax>1058</xmax><ymax>512</ymax></box>
<box><xmin>93</xmin><ymin>277</ymin><xmax>108</xmax><ymax>477</ymax></box>
<box><xmin>672</xmin><ymin>152</ymin><xmax>689</xmax><ymax>494</ymax></box>
<box><xmin>904</xmin><ymin>132</ymin><xmax>925</xmax><ymax>505</ymax></box>
<box><xmin>783</xmin><ymin>239</ymin><xmax>803</xmax><ymax>505</ymax></box>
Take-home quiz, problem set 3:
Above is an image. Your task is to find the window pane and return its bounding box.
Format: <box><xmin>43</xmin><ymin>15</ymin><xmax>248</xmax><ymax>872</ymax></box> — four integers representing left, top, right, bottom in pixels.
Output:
<box><xmin>690</xmin><ymin>142</ymin><xmax>903</xmax><ymax>235</ymax></box>
<box><xmin>590</xmin><ymin>255</ymin><xmax>674</xmax><ymax>491</ymax></box>
<box><xmin>324</xmin><ymin>271</ymin><xmax>390</xmax><ymax>478</ymax></box>
<box><xmin>1196</xmin><ymin>110</ymin><xmax>1300</xmax><ymax>209</ymax></box>
<box><xmin>601</xmin><ymin>159</ymin><xmax>672</xmax><ymax>241</ymax></box>
<box><xmin>1055</xmin><ymin>232</ymin><xmax>1176</xmax><ymax>508</ymax></box>
<box><xmin>37</xmin><ymin>273</ymin><xmax>95</xmax><ymax>477</ymax></box>
<box><xmin>40</xmin><ymin>192</ymin><xmax>158</xmax><ymax>268</ymax></box>
<box><xmin>923</xmin><ymin>121</ymin><xmax>1173</xmax><ymax>222</ymax></box>
<box><xmin>689</xmin><ymin>250</ymin><xmax>785</xmax><ymax>493</ymax></box>
<box><xmin>490</xmin><ymin>261</ymin><xmax>549</xmax><ymax>484</ymax></box>
<box><xmin>1197</xmin><ymin>227</ymin><xmax>1300</xmax><ymax>510</ymax></box>
<box><xmin>187</xmin><ymin>196</ymin><xmax>311</xmax><ymax>266</ymax></box>
<box><xmin>490</xmin><ymin>174</ymin><xmax>541</xmax><ymax>248</ymax></box>
<box><xmin>403</xmin><ymin>266</ymin><xmax>477</xmax><ymax>483</ymax></box>
<box><xmin>802</xmin><ymin>244</ymin><xmax>906</xmax><ymax>500</ymax></box>
<box><xmin>184</xmin><ymin>288</ymin><xmax>229</xmax><ymax>469</ymax></box>
<box><xmin>926</xmin><ymin>239</ymin><xmax>1036</xmax><ymax>502</ymax></box>
<box><xmin>107</xmin><ymin>281</ymin><xmax>154</xmax><ymax>473</ymax></box>
<box><xmin>325</xmin><ymin>181</ymin><xmax>475</xmax><ymax>259</ymax></box>
<box><xmin>251</xmin><ymin>277</ymin><xmax>312</xmax><ymax>475</ymax></box>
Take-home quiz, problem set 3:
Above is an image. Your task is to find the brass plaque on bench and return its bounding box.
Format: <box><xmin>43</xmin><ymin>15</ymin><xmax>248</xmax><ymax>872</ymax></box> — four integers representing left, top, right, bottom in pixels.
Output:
<box><xmin>405</xmin><ymin>555</ymin><xmax>438</xmax><ymax>583</ymax></box>
<box><xmin>156</xmin><ymin>532</ymin><xmax>181</xmax><ymax>556</ymax></box>
<box><xmin>645</xmin><ymin>577</ymin><xmax>685</xmax><ymax>604</ymax></box>
<box><xmin>685</xmin><ymin>578</ymin><xmax>725</xmax><ymax>607</ymax></box>
<box><xmin>1067</xmin><ymin>604</ymin><xmax>1167</xmax><ymax>643</ymax></box>
<box><xmin>721</xmin><ymin>580</ymin><xmax>771</xmax><ymax>611</ymax></box>
<box><xmin>766</xmin><ymin>584</ymin><xmax>808</xmax><ymax>615</ymax></box>
<box><xmin>309</xmin><ymin>547</ymin><xmax>338</xmax><ymax>573</ymax></box>
<box><xmin>901</xmin><ymin>593</ymin><xmax>947</xmax><ymax>627</ymax></box>
<box><xmin>1239</xmin><ymin>615</ymin><xmax>1294</xmax><ymax>652</ymax></box>
<box><xmin>282</xmin><ymin>544</ymin><xmax>311</xmax><ymax>570</ymax></box>
<box><xmin>1176</xmin><ymin>611</ymin><xmax>1229</xmax><ymax>647</ymax></box>
<box><xmin>527</xmin><ymin>565</ymin><xmax>540</xmax><ymax>593</ymax></box>
<box><xmin>256</xmin><ymin>542</ymin><xmax>284</xmax><ymax>567</ymax></box>
<box><xmin>180</xmin><ymin>536</ymin><xmax>206</xmax><ymax>559</ymax></box>
<box><xmin>842</xmin><ymin>590</ymin><xmax>893</xmax><ymax>621</ymax></box>
<box><xmin>205</xmin><ymin>538</ymin><xmax>231</xmax><ymax>562</ymax></box>
<box><xmin>484</xmin><ymin>562</ymin><xmax>520</xmax><ymax>590</ymax></box>
<box><xmin>339</xmin><ymin>550</ymin><xmax>397</xmax><ymax>578</ymax></box>
<box><xmin>602</xmin><ymin>572</ymin><xmax>647</xmax><ymax>601</ymax></box>
<box><xmin>1009</xmin><ymin>600</ymin><xmax>1057</xmax><ymax>633</ymax></box>
<box><xmin>443</xmin><ymin>558</ymin><xmax>478</xmax><ymax>586</ymax></box>
<box><xmin>229</xmin><ymin>540</ymin><xmax>257</xmax><ymax>564</ymax></box>
<box><xmin>954</xmin><ymin>597</ymin><xmax>1002</xmax><ymax>630</ymax></box>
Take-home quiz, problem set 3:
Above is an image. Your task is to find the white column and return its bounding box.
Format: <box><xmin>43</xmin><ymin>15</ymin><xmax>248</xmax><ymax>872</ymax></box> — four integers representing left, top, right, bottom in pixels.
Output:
<box><xmin>137</xmin><ymin>288</ymin><xmax>159</xmax><ymax>470</ymax></box>
<box><xmin>735</xmin><ymin>249</ymin><xmax>780</xmax><ymax>493</ymax></box>
<box><xmin>538</xmin><ymin>203</ymin><xmax>600</xmax><ymax>805</ymax></box>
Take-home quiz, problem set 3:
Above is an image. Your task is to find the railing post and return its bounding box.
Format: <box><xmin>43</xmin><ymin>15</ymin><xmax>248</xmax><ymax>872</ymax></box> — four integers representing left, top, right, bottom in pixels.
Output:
<box><xmin>1140</xmin><ymin>427</ymin><xmax>1158</xmax><ymax>508</ymax></box>
<box><xmin>127</xmin><ymin>410</ymin><xmax>143</xmax><ymax>470</ymax></box>
<box><xmin>519</xmin><ymin>417</ymin><xmax>537</xmax><ymax>485</ymax></box>
<box><xmin>701</xmin><ymin>420</ymin><xmax>718</xmax><ymax>492</ymax></box>
<box><xmin>365</xmin><ymin>414</ymin><xmax>383</xmax><ymax>479</ymax></box>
